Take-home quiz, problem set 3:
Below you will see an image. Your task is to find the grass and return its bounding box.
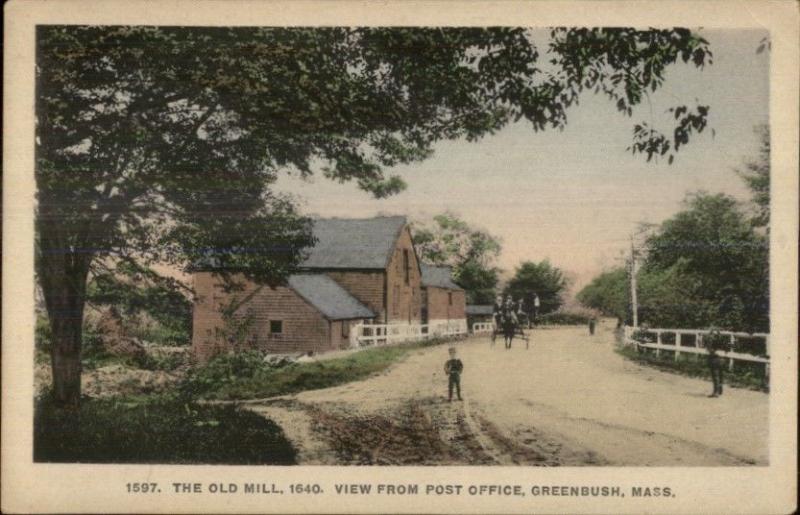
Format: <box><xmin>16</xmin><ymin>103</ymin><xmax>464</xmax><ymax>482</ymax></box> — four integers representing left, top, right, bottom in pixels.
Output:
<box><xmin>183</xmin><ymin>339</ymin><xmax>448</xmax><ymax>401</ymax></box>
<box><xmin>34</xmin><ymin>392</ymin><xmax>297</xmax><ymax>464</ymax></box>
<box><xmin>615</xmin><ymin>343</ymin><xmax>769</xmax><ymax>392</ymax></box>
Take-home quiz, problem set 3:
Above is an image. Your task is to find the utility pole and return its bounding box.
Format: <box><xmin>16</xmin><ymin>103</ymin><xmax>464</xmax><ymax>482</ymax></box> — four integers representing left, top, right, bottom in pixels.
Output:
<box><xmin>630</xmin><ymin>234</ymin><xmax>639</xmax><ymax>328</ymax></box>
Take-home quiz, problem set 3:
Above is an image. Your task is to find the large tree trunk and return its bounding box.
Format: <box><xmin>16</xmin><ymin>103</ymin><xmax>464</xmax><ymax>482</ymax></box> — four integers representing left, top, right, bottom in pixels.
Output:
<box><xmin>48</xmin><ymin>288</ymin><xmax>86</xmax><ymax>406</ymax></box>
<box><xmin>37</xmin><ymin>229</ymin><xmax>91</xmax><ymax>407</ymax></box>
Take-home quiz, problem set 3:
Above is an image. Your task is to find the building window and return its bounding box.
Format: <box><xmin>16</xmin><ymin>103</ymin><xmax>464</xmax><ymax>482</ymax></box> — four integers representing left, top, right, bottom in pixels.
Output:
<box><xmin>448</xmin><ymin>292</ymin><xmax>453</xmax><ymax>305</ymax></box>
<box><xmin>403</xmin><ymin>249</ymin><xmax>410</xmax><ymax>285</ymax></box>
<box><xmin>342</xmin><ymin>322</ymin><xmax>349</xmax><ymax>339</ymax></box>
<box><xmin>270</xmin><ymin>320</ymin><xmax>283</xmax><ymax>335</ymax></box>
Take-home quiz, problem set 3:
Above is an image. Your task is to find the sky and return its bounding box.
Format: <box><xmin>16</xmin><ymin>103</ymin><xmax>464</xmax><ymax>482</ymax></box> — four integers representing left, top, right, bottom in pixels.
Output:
<box><xmin>273</xmin><ymin>29</ymin><xmax>769</xmax><ymax>292</ymax></box>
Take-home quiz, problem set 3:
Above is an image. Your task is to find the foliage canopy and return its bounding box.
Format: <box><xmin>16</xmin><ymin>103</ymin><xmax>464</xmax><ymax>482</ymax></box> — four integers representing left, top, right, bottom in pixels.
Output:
<box><xmin>505</xmin><ymin>260</ymin><xmax>568</xmax><ymax>315</ymax></box>
<box><xmin>578</xmin><ymin>192</ymin><xmax>769</xmax><ymax>332</ymax></box>
<box><xmin>412</xmin><ymin>212</ymin><xmax>502</xmax><ymax>304</ymax></box>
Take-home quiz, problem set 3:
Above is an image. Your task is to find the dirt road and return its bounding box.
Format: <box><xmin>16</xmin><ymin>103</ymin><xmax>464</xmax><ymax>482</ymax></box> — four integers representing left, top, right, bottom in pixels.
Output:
<box><xmin>245</xmin><ymin>321</ymin><xmax>768</xmax><ymax>466</ymax></box>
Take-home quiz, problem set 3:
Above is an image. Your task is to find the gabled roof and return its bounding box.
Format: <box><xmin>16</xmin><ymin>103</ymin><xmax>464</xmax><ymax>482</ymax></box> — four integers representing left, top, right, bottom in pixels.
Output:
<box><xmin>420</xmin><ymin>263</ymin><xmax>462</xmax><ymax>290</ymax></box>
<box><xmin>301</xmin><ymin>216</ymin><xmax>407</xmax><ymax>270</ymax></box>
<box><xmin>288</xmin><ymin>274</ymin><xmax>376</xmax><ymax>320</ymax></box>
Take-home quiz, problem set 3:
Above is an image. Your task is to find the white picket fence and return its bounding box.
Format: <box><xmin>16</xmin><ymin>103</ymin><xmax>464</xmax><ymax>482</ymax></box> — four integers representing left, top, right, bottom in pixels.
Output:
<box><xmin>622</xmin><ymin>326</ymin><xmax>770</xmax><ymax>374</ymax></box>
<box><xmin>350</xmin><ymin>320</ymin><xmax>467</xmax><ymax>348</ymax></box>
<box><xmin>472</xmin><ymin>322</ymin><xmax>495</xmax><ymax>334</ymax></box>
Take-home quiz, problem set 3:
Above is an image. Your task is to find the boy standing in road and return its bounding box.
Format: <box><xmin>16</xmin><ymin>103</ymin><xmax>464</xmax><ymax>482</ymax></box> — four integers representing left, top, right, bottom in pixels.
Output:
<box><xmin>444</xmin><ymin>347</ymin><xmax>464</xmax><ymax>402</ymax></box>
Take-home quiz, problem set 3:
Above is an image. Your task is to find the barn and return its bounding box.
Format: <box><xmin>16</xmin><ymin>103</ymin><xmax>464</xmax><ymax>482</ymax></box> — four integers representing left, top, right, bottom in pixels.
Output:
<box><xmin>192</xmin><ymin>216</ymin><xmax>429</xmax><ymax>361</ymax></box>
<box><xmin>420</xmin><ymin>264</ymin><xmax>467</xmax><ymax>335</ymax></box>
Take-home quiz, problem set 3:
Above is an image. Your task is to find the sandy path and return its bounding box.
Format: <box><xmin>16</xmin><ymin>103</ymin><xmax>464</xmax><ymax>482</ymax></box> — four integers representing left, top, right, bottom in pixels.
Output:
<box><xmin>246</xmin><ymin>320</ymin><xmax>768</xmax><ymax>466</ymax></box>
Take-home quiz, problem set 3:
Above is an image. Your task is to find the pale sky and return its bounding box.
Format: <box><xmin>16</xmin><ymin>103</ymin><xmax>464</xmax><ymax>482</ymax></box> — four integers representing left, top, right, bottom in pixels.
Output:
<box><xmin>274</xmin><ymin>29</ymin><xmax>769</xmax><ymax>292</ymax></box>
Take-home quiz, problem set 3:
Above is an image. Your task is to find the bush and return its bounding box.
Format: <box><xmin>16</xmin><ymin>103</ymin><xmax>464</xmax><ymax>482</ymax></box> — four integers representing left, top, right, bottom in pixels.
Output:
<box><xmin>134</xmin><ymin>351</ymin><xmax>185</xmax><ymax>372</ymax></box>
<box><xmin>631</xmin><ymin>329</ymin><xmax>656</xmax><ymax>343</ymax></box>
<box><xmin>182</xmin><ymin>350</ymin><xmax>268</xmax><ymax>394</ymax></box>
<box><xmin>34</xmin><ymin>392</ymin><xmax>297</xmax><ymax>464</ymax></box>
<box><xmin>129</xmin><ymin>324</ymin><xmax>190</xmax><ymax>346</ymax></box>
<box><xmin>80</xmin><ymin>320</ymin><xmax>123</xmax><ymax>369</ymax></box>
<box><xmin>537</xmin><ymin>311</ymin><xmax>592</xmax><ymax>326</ymax></box>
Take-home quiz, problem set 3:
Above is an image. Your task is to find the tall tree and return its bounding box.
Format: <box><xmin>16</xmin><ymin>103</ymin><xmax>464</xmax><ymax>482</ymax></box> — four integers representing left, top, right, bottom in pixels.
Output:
<box><xmin>643</xmin><ymin>192</ymin><xmax>769</xmax><ymax>332</ymax></box>
<box><xmin>413</xmin><ymin>212</ymin><xmax>502</xmax><ymax>304</ymax></box>
<box><xmin>37</xmin><ymin>26</ymin><xmax>713</xmax><ymax>405</ymax></box>
<box><xmin>735</xmin><ymin>125</ymin><xmax>770</xmax><ymax>229</ymax></box>
<box><xmin>505</xmin><ymin>260</ymin><xmax>568</xmax><ymax>315</ymax></box>
<box><xmin>576</xmin><ymin>267</ymin><xmax>629</xmax><ymax>322</ymax></box>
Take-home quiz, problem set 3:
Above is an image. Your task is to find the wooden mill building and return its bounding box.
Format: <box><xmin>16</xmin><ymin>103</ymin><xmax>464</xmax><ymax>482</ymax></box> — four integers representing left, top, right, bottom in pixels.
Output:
<box><xmin>192</xmin><ymin>216</ymin><xmax>468</xmax><ymax>361</ymax></box>
<box><xmin>420</xmin><ymin>264</ymin><xmax>466</xmax><ymax>328</ymax></box>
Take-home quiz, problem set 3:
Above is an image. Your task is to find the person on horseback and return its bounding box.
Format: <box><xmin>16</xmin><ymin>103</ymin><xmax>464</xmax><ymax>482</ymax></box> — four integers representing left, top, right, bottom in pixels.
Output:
<box><xmin>491</xmin><ymin>295</ymin><xmax>503</xmax><ymax>345</ymax></box>
<box><xmin>502</xmin><ymin>306</ymin><xmax>518</xmax><ymax>349</ymax></box>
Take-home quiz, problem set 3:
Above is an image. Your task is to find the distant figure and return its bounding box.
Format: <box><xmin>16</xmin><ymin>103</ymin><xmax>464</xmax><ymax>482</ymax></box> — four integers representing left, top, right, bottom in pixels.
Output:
<box><xmin>588</xmin><ymin>317</ymin><xmax>596</xmax><ymax>335</ymax></box>
<box><xmin>516</xmin><ymin>298</ymin><xmax>529</xmax><ymax>328</ymax></box>
<box><xmin>491</xmin><ymin>296</ymin><xmax>503</xmax><ymax>345</ymax></box>
<box><xmin>444</xmin><ymin>347</ymin><xmax>464</xmax><ymax>402</ymax></box>
<box><xmin>503</xmin><ymin>295</ymin><xmax>514</xmax><ymax>314</ymax></box>
<box><xmin>705</xmin><ymin>328</ymin><xmax>725</xmax><ymax>397</ymax></box>
<box><xmin>531</xmin><ymin>293</ymin><xmax>541</xmax><ymax>328</ymax></box>
<box><xmin>502</xmin><ymin>310</ymin><xmax>518</xmax><ymax>349</ymax></box>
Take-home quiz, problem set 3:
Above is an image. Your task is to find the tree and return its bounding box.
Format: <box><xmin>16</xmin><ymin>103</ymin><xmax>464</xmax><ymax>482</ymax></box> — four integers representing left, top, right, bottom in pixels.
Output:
<box><xmin>576</xmin><ymin>267</ymin><xmax>629</xmax><ymax>322</ymax></box>
<box><xmin>505</xmin><ymin>260</ymin><xmax>568</xmax><ymax>316</ymax></box>
<box><xmin>735</xmin><ymin>125</ymin><xmax>770</xmax><ymax>229</ymax></box>
<box><xmin>412</xmin><ymin>212</ymin><xmax>502</xmax><ymax>304</ymax></box>
<box><xmin>643</xmin><ymin>192</ymin><xmax>768</xmax><ymax>332</ymax></box>
<box><xmin>85</xmin><ymin>260</ymin><xmax>193</xmax><ymax>344</ymax></box>
<box><xmin>37</xmin><ymin>26</ymin><xmax>713</xmax><ymax>405</ymax></box>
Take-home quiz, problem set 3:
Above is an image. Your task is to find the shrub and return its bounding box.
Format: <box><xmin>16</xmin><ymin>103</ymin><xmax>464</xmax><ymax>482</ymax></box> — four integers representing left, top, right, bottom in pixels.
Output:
<box><xmin>81</xmin><ymin>319</ymin><xmax>123</xmax><ymax>369</ymax></box>
<box><xmin>631</xmin><ymin>329</ymin><xmax>656</xmax><ymax>343</ymax></box>
<box><xmin>129</xmin><ymin>324</ymin><xmax>190</xmax><ymax>346</ymax></box>
<box><xmin>134</xmin><ymin>351</ymin><xmax>185</xmax><ymax>372</ymax></box>
<box><xmin>537</xmin><ymin>311</ymin><xmax>592</xmax><ymax>326</ymax></box>
<box><xmin>182</xmin><ymin>350</ymin><xmax>269</xmax><ymax>395</ymax></box>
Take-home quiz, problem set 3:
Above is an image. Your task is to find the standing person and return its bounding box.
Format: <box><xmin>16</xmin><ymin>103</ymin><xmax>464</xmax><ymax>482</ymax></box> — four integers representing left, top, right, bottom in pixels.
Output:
<box><xmin>516</xmin><ymin>298</ymin><xmax>528</xmax><ymax>328</ymax></box>
<box><xmin>444</xmin><ymin>347</ymin><xmax>463</xmax><ymax>402</ymax></box>
<box><xmin>588</xmin><ymin>316</ymin><xmax>596</xmax><ymax>335</ymax></box>
<box><xmin>705</xmin><ymin>327</ymin><xmax>725</xmax><ymax>397</ymax></box>
<box><xmin>531</xmin><ymin>293</ymin><xmax>541</xmax><ymax>328</ymax></box>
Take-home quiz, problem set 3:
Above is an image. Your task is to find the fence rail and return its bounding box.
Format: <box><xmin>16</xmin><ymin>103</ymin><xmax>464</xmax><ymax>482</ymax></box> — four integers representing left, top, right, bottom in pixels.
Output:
<box><xmin>622</xmin><ymin>326</ymin><xmax>770</xmax><ymax>375</ymax></box>
<box><xmin>350</xmin><ymin>320</ymin><xmax>467</xmax><ymax>348</ymax></box>
<box><xmin>472</xmin><ymin>322</ymin><xmax>495</xmax><ymax>334</ymax></box>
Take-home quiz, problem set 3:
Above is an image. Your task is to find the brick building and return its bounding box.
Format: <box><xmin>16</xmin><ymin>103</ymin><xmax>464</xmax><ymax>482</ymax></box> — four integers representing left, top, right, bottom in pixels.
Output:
<box><xmin>420</xmin><ymin>264</ymin><xmax>467</xmax><ymax>333</ymax></box>
<box><xmin>192</xmin><ymin>216</ymin><xmax>430</xmax><ymax>361</ymax></box>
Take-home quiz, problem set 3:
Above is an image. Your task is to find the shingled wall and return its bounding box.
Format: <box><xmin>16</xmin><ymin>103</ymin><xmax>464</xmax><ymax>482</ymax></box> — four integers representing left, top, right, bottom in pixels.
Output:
<box><xmin>192</xmin><ymin>272</ymin><xmax>334</xmax><ymax>362</ymax></box>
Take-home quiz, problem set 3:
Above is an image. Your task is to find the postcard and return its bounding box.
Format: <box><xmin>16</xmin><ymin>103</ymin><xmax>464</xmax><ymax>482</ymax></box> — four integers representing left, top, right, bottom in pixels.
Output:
<box><xmin>3</xmin><ymin>1</ymin><xmax>798</xmax><ymax>513</ymax></box>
